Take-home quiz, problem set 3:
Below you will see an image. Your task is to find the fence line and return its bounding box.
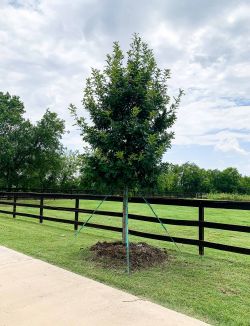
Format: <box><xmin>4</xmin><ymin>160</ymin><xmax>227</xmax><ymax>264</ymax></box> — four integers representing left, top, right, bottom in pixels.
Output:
<box><xmin>0</xmin><ymin>192</ymin><xmax>249</xmax><ymax>256</ymax></box>
<box><xmin>0</xmin><ymin>188</ymin><xmax>204</xmax><ymax>198</ymax></box>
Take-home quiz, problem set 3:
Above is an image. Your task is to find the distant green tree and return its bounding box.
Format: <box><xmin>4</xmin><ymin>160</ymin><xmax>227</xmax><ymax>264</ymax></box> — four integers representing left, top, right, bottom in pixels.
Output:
<box><xmin>57</xmin><ymin>151</ymin><xmax>81</xmax><ymax>190</ymax></box>
<box><xmin>0</xmin><ymin>92</ymin><xmax>65</xmax><ymax>190</ymax></box>
<box><xmin>0</xmin><ymin>92</ymin><xmax>34</xmax><ymax>188</ymax></box>
<box><xmin>179</xmin><ymin>163</ymin><xmax>210</xmax><ymax>194</ymax></box>
<box><xmin>28</xmin><ymin>109</ymin><xmax>65</xmax><ymax>189</ymax></box>
<box><xmin>158</xmin><ymin>162</ymin><xmax>211</xmax><ymax>194</ymax></box>
<box><xmin>70</xmin><ymin>34</ymin><xmax>183</xmax><ymax>243</ymax></box>
<box><xmin>210</xmin><ymin>167</ymin><xmax>241</xmax><ymax>193</ymax></box>
<box><xmin>158</xmin><ymin>163</ymin><xmax>182</xmax><ymax>193</ymax></box>
<box><xmin>239</xmin><ymin>176</ymin><xmax>250</xmax><ymax>194</ymax></box>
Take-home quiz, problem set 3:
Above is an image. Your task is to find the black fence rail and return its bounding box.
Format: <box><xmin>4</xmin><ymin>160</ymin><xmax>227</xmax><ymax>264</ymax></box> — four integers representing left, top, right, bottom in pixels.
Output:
<box><xmin>0</xmin><ymin>192</ymin><xmax>249</xmax><ymax>256</ymax></box>
<box><xmin>0</xmin><ymin>188</ymin><xmax>204</xmax><ymax>198</ymax></box>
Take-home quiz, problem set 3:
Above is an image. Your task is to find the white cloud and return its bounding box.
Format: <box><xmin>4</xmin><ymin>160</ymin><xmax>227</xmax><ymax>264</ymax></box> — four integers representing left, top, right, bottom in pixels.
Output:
<box><xmin>0</xmin><ymin>0</ymin><xmax>250</xmax><ymax>172</ymax></box>
<box><xmin>172</xmin><ymin>102</ymin><xmax>250</xmax><ymax>157</ymax></box>
<box><xmin>214</xmin><ymin>133</ymin><xmax>248</xmax><ymax>155</ymax></box>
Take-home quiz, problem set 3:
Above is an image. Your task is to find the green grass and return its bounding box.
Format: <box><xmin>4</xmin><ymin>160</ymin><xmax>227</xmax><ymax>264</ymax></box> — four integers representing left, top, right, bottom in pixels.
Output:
<box><xmin>0</xmin><ymin>199</ymin><xmax>249</xmax><ymax>325</ymax></box>
<box><xmin>206</xmin><ymin>193</ymin><xmax>250</xmax><ymax>201</ymax></box>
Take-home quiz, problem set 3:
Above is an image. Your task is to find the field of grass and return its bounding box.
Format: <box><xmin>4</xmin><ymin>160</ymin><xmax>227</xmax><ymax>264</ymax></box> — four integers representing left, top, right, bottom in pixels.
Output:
<box><xmin>0</xmin><ymin>198</ymin><xmax>249</xmax><ymax>325</ymax></box>
<box><xmin>206</xmin><ymin>193</ymin><xmax>250</xmax><ymax>201</ymax></box>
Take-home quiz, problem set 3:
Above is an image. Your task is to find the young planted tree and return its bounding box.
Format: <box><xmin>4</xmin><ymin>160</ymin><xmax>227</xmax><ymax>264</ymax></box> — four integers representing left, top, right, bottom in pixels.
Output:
<box><xmin>70</xmin><ymin>34</ymin><xmax>183</xmax><ymax>244</ymax></box>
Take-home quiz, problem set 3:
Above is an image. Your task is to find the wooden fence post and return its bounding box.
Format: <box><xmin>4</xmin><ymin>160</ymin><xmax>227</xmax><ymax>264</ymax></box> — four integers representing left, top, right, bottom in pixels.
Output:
<box><xmin>74</xmin><ymin>198</ymin><xmax>79</xmax><ymax>231</ymax></box>
<box><xmin>13</xmin><ymin>194</ymin><xmax>17</xmax><ymax>218</ymax></box>
<box><xmin>40</xmin><ymin>196</ymin><xmax>44</xmax><ymax>224</ymax></box>
<box><xmin>199</xmin><ymin>205</ymin><xmax>204</xmax><ymax>255</ymax></box>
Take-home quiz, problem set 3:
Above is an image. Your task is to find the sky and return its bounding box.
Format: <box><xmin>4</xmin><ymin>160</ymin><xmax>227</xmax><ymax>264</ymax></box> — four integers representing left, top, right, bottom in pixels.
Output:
<box><xmin>1</xmin><ymin>0</ymin><xmax>250</xmax><ymax>175</ymax></box>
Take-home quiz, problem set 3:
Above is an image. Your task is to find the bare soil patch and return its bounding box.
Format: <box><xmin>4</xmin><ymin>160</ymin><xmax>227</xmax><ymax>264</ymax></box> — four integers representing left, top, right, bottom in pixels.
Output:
<box><xmin>90</xmin><ymin>241</ymin><xmax>169</xmax><ymax>270</ymax></box>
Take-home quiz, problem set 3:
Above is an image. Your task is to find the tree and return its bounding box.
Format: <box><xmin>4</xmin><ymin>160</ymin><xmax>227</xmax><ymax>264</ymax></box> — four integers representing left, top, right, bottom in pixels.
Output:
<box><xmin>70</xmin><ymin>34</ymin><xmax>183</xmax><ymax>244</ymax></box>
<box><xmin>57</xmin><ymin>151</ymin><xmax>81</xmax><ymax>191</ymax></box>
<box><xmin>158</xmin><ymin>162</ymin><xmax>211</xmax><ymax>195</ymax></box>
<box><xmin>239</xmin><ymin>176</ymin><xmax>250</xmax><ymax>194</ymax></box>
<box><xmin>28</xmin><ymin>109</ymin><xmax>65</xmax><ymax>189</ymax></box>
<box><xmin>0</xmin><ymin>92</ymin><xmax>34</xmax><ymax>188</ymax></box>
<box><xmin>157</xmin><ymin>163</ymin><xmax>182</xmax><ymax>193</ymax></box>
<box><xmin>210</xmin><ymin>167</ymin><xmax>241</xmax><ymax>193</ymax></box>
<box><xmin>0</xmin><ymin>92</ymin><xmax>65</xmax><ymax>190</ymax></box>
<box><xmin>179</xmin><ymin>163</ymin><xmax>210</xmax><ymax>194</ymax></box>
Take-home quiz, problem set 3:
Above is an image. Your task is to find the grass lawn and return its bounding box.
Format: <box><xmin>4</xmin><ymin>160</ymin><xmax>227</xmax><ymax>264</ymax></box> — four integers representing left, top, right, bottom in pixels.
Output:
<box><xmin>0</xmin><ymin>198</ymin><xmax>249</xmax><ymax>325</ymax></box>
<box><xmin>206</xmin><ymin>193</ymin><xmax>250</xmax><ymax>201</ymax></box>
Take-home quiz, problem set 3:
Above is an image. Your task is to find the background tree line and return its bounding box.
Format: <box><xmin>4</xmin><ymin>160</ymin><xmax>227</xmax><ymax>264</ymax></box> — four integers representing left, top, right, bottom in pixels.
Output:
<box><xmin>158</xmin><ymin>162</ymin><xmax>250</xmax><ymax>195</ymax></box>
<box><xmin>0</xmin><ymin>91</ymin><xmax>80</xmax><ymax>191</ymax></box>
<box><xmin>1</xmin><ymin>91</ymin><xmax>250</xmax><ymax>195</ymax></box>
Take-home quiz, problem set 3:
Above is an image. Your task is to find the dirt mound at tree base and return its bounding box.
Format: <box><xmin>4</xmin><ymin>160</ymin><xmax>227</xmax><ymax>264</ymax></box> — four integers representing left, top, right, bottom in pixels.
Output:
<box><xmin>90</xmin><ymin>241</ymin><xmax>168</xmax><ymax>270</ymax></box>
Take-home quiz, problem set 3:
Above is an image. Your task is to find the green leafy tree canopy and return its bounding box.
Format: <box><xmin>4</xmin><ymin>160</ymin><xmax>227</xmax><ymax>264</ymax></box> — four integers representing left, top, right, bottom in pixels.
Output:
<box><xmin>70</xmin><ymin>34</ymin><xmax>183</xmax><ymax>193</ymax></box>
<box><xmin>0</xmin><ymin>92</ymin><xmax>65</xmax><ymax>189</ymax></box>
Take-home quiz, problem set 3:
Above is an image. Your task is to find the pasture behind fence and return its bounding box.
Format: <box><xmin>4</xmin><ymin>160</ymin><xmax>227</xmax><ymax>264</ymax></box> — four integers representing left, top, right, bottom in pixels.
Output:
<box><xmin>0</xmin><ymin>191</ymin><xmax>249</xmax><ymax>256</ymax></box>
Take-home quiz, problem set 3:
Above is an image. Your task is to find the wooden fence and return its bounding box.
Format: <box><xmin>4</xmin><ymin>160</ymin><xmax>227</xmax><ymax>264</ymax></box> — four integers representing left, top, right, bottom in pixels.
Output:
<box><xmin>0</xmin><ymin>192</ymin><xmax>249</xmax><ymax>256</ymax></box>
<box><xmin>0</xmin><ymin>188</ymin><xmax>204</xmax><ymax>198</ymax></box>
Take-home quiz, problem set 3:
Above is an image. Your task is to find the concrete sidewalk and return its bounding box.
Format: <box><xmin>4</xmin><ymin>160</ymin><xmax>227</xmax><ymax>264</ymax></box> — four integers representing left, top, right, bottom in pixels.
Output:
<box><xmin>0</xmin><ymin>246</ymin><xmax>209</xmax><ymax>326</ymax></box>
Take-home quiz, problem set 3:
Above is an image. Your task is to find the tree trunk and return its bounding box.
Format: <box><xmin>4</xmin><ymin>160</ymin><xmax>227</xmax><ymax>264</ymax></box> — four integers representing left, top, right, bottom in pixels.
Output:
<box><xmin>122</xmin><ymin>187</ymin><xmax>128</xmax><ymax>245</ymax></box>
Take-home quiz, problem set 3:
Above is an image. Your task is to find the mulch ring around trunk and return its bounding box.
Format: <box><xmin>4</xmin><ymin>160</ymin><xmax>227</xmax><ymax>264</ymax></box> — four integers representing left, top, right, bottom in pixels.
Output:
<box><xmin>90</xmin><ymin>241</ymin><xmax>169</xmax><ymax>270</ymax></box>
